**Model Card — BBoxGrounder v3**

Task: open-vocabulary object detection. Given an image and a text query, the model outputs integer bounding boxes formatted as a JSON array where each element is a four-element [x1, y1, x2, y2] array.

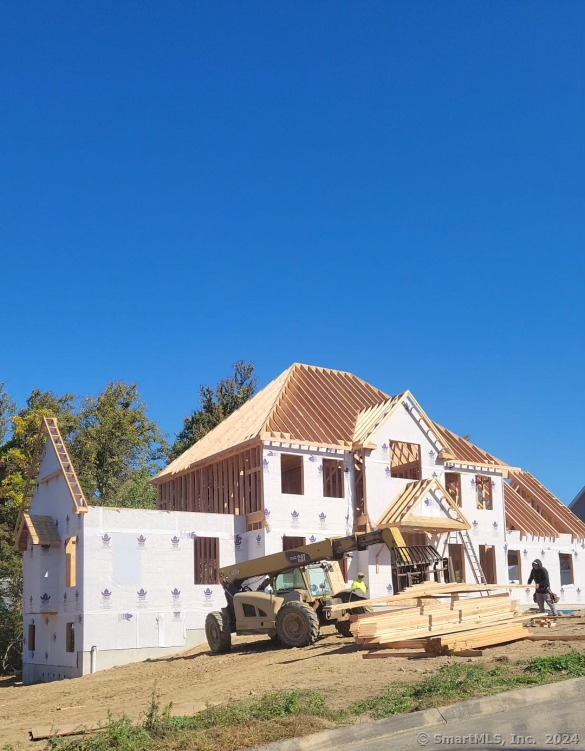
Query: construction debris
[[350, 583, 530, 657], [531, 617, 558, 628]]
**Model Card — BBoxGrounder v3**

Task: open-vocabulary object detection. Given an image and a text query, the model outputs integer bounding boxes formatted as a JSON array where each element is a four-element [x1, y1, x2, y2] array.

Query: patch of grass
[[349, 651, 585, 720], [143, 686, 173, 739], [525, 649, 585, 677], [44, 652, 585, 751], [150, 715, 331, 751], [46, 715, 151, 751], [44, 690, 337, 751], [169, 689, 337, 731]]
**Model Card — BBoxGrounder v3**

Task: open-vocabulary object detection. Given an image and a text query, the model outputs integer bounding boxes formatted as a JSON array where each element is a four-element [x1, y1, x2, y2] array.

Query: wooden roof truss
[[155, 364, 391, 481], [509, 471, 585, 540], [377, 478, 471, 531], [504, 484, 558, 540]]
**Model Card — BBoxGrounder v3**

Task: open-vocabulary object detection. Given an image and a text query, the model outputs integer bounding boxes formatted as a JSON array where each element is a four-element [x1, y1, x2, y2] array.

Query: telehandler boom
[[205, 528, 446, 652]]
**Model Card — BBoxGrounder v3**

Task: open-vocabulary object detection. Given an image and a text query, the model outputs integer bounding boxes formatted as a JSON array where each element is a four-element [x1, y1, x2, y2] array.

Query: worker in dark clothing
[[527, 559, 558, 616]]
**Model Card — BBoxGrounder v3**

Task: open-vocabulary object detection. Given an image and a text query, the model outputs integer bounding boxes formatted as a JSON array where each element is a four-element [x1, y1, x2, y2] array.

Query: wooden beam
[[362, 651, 433, 659], [453, 649, 483, 657], [526, 633, 585, 641]]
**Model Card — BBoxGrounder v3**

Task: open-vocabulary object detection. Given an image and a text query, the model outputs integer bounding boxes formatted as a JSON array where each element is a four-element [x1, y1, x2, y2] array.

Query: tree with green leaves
[[171, 361, 257, 459], [0, 382, 20, 673], [70, 382, 168, 507], [0, 383, 15, 446]]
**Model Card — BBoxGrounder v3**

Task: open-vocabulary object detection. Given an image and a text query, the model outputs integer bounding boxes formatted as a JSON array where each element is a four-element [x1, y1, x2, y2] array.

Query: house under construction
[[17, 363, 585, 683]]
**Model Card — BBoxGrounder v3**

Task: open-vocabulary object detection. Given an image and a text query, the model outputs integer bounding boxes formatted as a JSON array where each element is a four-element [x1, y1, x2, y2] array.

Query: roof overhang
[[152, 437, 264, 484], [16, 513, 61, 552]]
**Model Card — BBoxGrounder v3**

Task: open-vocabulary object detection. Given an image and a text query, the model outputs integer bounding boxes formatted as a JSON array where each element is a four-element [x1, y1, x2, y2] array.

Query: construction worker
[[527, 559, 559, 616], [352, 572, 368, 596]]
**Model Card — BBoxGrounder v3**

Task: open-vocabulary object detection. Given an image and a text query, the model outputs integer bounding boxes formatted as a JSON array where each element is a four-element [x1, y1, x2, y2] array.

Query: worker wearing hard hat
[[352, 572, 368, 595]]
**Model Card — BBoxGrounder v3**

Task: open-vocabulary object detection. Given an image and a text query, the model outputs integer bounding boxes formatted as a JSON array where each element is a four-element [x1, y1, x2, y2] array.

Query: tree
[[0, 389, 77, 521], [0, 382, 16, 446], [110, 467, 157, 509], [0, 383, 19, 674], [171, 361, 257, 459], [70, 382, 168, 506]]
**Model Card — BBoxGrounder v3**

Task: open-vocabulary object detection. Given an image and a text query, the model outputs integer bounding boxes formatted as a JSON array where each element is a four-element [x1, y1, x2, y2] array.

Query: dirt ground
[[2, 622, 585, 748]]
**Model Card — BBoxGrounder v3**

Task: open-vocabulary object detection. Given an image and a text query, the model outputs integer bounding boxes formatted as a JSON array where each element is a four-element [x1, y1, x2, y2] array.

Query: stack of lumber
[[328, 581, 531, 618], [350, 586, 529, 657]]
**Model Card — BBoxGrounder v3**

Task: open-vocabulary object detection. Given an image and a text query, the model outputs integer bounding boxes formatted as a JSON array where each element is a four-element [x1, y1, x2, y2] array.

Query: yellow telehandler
[[205, 529, 446, 652]]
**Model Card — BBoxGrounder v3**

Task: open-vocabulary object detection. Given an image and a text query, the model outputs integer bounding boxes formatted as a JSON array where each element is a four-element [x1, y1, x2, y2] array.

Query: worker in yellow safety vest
[[351, 572, 367, 596]]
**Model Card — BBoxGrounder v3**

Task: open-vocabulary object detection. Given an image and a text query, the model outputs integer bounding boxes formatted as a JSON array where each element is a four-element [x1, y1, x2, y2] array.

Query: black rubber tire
[[275, 602, 319, 648], [205, 609, 232, 653], [335, 606, 368, 637]]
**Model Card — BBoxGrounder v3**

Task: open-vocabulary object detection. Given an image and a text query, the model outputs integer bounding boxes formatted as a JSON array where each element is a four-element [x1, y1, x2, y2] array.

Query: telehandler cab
[[205, 528, 446, 652]]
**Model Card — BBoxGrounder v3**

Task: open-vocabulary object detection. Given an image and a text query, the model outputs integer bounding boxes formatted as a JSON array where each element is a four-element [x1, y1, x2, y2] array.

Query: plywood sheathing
[[16, 513, 61, 552], [504, 483, 558, 539], [155, 366, 294, 481], [264, 364, 388, 446], [377, 478, 471, 531], [155, 364, 391, 482], [509, 471, 585, 540]]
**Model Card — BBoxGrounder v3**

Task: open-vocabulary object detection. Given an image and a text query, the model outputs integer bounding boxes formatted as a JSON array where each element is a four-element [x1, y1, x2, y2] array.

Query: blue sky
[[1, 3, 583, 502]]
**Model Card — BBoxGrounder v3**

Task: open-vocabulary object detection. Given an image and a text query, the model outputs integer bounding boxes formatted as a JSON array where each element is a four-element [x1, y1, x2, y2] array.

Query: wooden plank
[[361, 611, 531, 640], [213, 461, 219, 514], [227, 456, 234, 515], [360, 617, 520, 645], [251, 458, 257, 515], [331, 584, 528, 615], [445, 627, 526, 646], [259, 447, 265, 517], [399, 516, 470, 531], [224, 459, 230, 513], [238, 451, 244, 513], [351, 599, 517, 633], [362, 651, 434, 660], [526, 633, 585, 641], [29, 726, 102, 741], [355, 604, 517, 638], [445, 628, 527, 651], [453, 649, 483, 657], [361, 639, 430, 650], [199, 466, 205, 512], [358, 614, 533, 645]]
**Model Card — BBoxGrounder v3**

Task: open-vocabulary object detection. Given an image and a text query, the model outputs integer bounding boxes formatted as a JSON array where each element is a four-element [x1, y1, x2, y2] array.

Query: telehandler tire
[[275, 601, 319, 647], [205, 609, 232, 653]]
